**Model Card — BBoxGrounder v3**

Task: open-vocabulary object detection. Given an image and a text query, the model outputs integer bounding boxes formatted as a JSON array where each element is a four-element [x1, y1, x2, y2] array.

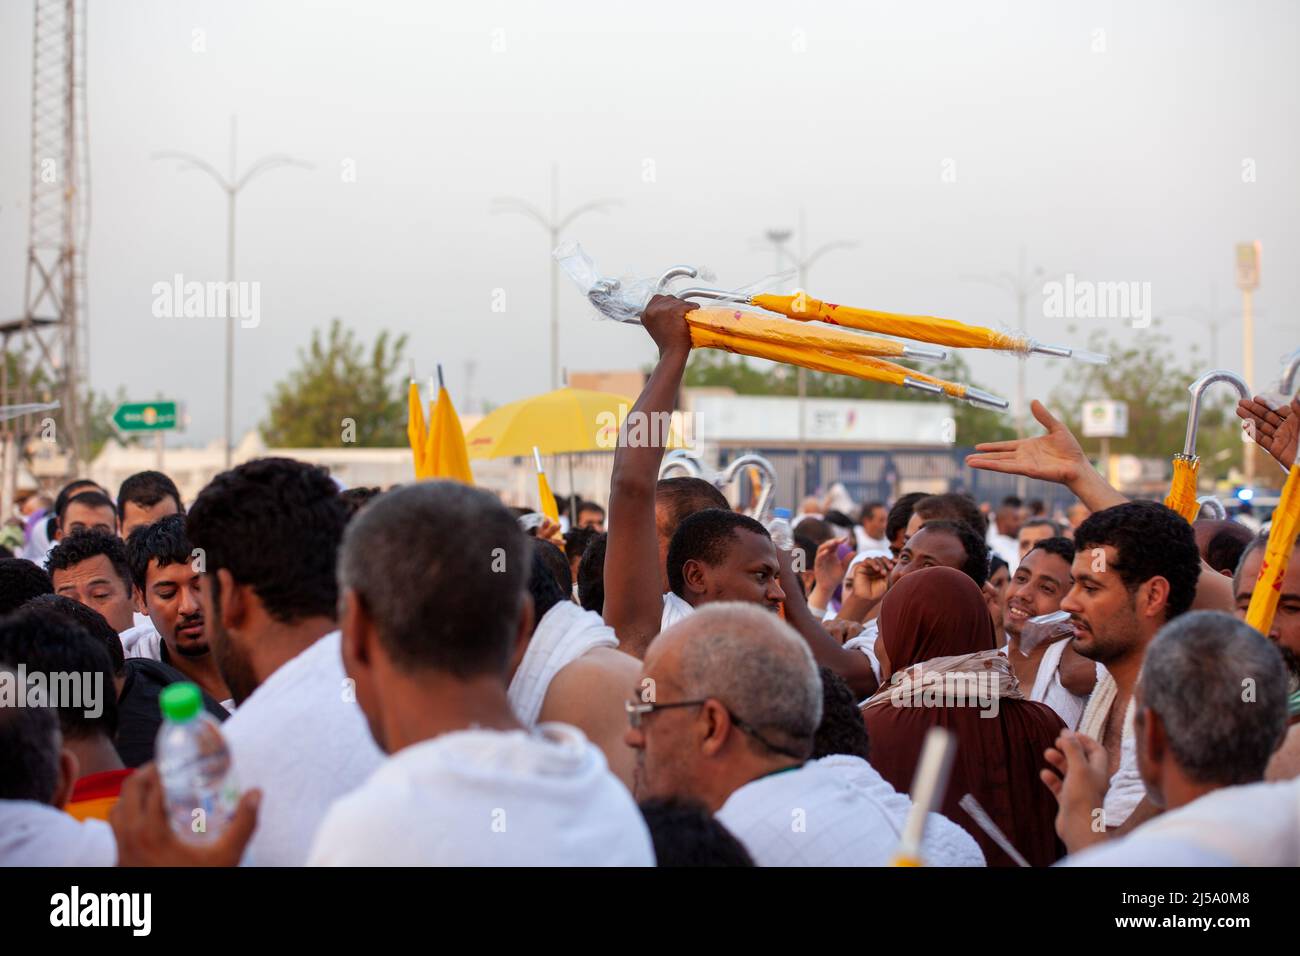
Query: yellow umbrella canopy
[[750, 293, 1030, 352], [406, 381, 428, 479], [686, 307, 942, 360], [465, 386, 685, 459], [1164, 456, 1201, 523], [1246, 462, 1300, 635], [425, 383, 475, 484]]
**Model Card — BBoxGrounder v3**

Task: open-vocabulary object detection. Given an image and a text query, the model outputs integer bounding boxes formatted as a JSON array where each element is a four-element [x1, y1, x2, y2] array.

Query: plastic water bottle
[[155, 682, 240, 843], [767, 507, 795, 552]]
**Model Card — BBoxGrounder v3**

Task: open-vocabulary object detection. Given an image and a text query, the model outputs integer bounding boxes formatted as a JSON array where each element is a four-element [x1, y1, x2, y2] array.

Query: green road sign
[[112, 401, 178, 432]]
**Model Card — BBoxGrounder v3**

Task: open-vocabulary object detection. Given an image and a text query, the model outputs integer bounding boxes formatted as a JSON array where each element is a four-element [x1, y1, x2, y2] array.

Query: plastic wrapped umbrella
[[688, 323, 1007, 408], [686, 306, 949, 362], [652, 265, 1109, 364], [1163, 370, 1251, 523]]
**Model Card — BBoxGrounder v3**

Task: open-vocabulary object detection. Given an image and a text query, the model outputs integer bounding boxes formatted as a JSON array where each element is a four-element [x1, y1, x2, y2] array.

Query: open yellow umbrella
[[424, 369, 474, 485], [1164, 370, 1251, 523], [406, 380, 428, 479], [465, 386, 686, 459], [1246, 454, 1300, 635]]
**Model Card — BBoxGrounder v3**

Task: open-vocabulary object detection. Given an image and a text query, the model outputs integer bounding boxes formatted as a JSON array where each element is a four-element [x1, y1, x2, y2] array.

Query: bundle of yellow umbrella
[[407, 376, 474, 484], [682, 305, 1008, 408], [560, 244, 1115, 410]]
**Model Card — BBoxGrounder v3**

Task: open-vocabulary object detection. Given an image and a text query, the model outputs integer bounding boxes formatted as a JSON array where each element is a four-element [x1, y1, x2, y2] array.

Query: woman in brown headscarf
[[861, 566, 1065, 867]]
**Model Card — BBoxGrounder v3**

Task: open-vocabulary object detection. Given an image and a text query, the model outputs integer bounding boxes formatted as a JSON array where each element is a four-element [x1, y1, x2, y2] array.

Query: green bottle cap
[[159, 681, 202, 721]]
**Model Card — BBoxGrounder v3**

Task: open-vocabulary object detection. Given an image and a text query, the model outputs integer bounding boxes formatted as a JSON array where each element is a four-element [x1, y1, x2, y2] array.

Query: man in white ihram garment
[[627, 602, 983, 867], [1049, 612, 1297, 865], [508, 539, 640, 789]]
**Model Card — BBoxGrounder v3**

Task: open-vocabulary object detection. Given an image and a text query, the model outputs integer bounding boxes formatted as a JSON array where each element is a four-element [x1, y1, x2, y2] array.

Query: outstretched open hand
[[966, 400, 1086, 486]]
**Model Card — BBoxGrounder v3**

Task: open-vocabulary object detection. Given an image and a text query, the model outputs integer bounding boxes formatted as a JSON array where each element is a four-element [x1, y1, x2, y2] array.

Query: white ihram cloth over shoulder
[[997, 638, 1088, 730], [307, 723, 655, 866], [119, 619, 161, 661], [661, 591, 694, 631], [715, 755, 985, 867], [0, 801, 116, 866], [1061, 778, 1300, 866], [508, 600, 619, 727], [221, 630, 384, 866], [1078, 668, 1144, 828], [842, 618, 883, 688]]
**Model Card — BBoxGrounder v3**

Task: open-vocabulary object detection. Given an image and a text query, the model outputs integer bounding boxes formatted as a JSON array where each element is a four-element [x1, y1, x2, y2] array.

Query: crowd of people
[[1, 294, 1299, 866]]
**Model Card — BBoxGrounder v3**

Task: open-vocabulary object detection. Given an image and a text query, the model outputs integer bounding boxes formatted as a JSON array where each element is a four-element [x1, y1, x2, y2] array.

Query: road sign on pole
[[112, 402, 178, 432]]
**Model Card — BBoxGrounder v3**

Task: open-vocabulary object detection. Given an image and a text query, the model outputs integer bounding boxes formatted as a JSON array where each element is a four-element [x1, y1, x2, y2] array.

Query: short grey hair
[[1141, 610, 1288, 786], [673, 603, 823, 756]]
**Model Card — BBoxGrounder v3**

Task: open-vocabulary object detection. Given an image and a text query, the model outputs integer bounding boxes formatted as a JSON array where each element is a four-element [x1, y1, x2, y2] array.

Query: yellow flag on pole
[[424, 368, 474, 485]]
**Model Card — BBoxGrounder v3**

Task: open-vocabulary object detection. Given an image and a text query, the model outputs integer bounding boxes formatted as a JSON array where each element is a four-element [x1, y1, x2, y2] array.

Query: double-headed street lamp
[[154, 116, 312, 468]]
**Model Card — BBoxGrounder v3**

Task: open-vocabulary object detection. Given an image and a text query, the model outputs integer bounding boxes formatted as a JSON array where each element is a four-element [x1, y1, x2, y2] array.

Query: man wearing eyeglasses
[[625, 602, 984, 866]]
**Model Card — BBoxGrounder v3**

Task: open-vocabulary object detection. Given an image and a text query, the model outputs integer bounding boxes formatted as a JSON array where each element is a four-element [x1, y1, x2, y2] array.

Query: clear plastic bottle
[[155, 682, 240, 843], [766, 507, 795, 552]]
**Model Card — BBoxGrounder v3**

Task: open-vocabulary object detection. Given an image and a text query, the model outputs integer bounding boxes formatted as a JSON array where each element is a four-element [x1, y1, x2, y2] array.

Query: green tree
[[260, 319, 409, 447], [680, 349, 1018, 445], [3, 349, 132, 464], [1047, 320, 1238, 466]]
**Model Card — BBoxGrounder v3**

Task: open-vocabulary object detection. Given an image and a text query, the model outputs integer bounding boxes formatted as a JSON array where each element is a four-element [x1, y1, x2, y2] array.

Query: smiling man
[[1001, 537, 1095, 728], [126, 514, 231, 707]]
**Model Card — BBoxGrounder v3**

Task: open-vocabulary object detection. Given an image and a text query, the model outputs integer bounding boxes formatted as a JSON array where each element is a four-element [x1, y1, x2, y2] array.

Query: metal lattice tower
[[2, 0, 89, 488]]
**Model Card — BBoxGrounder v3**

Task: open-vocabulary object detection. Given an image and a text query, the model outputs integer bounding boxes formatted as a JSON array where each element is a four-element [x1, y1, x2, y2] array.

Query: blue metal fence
[[719, 447, 1078, 514]]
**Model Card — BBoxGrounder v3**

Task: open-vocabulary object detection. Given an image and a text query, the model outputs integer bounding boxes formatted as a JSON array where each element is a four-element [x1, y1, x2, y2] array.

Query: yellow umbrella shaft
[[1245, 463, 1300, 634], [751, 293, 1027, 352], [689, 325, 904, 387], [686, 307, 909, 358], [1164, 456, 1201, 524]]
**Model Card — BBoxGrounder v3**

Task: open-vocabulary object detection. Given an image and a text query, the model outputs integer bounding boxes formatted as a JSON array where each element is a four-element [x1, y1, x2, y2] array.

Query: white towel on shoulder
[[509, 601, 619, 727]]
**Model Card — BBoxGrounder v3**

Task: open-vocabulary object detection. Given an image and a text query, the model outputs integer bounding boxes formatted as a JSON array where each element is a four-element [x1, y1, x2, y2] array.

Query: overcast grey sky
[[2, 0, 1297, 446]]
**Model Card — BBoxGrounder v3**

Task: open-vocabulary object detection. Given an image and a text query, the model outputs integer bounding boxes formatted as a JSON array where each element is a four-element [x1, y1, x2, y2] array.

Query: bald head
[[630, 603, 822, 808], [671, 604, 822, 749]]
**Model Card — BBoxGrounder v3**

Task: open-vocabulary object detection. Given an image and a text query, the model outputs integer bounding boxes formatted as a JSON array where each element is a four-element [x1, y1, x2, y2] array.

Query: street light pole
[[492, 165, 619, 391], [760, 212, 856, 504], [154, 115, 312, 468], [964, 247, 1047, 499]]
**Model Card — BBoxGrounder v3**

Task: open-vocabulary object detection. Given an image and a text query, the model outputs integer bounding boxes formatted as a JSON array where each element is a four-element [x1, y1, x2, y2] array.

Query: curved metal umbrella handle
[[1181, 369, 1251, 458], [717, 453, 779, 522], [658, 449, 706, 479], [655, 266, 699, 293], [1195, 495, 1227, 521], [1280, 348, 1300, 396]]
